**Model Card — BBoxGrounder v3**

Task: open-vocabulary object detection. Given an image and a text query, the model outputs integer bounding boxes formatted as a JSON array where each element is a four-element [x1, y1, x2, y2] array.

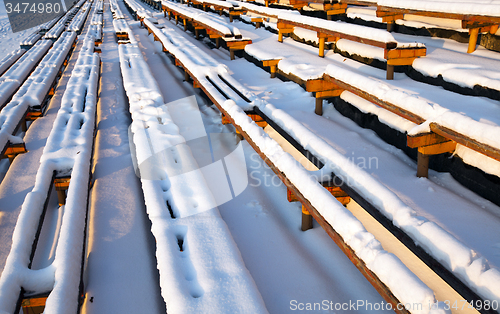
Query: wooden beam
[[323, 73, 425, 124], [418, 140, 456, 155], [407, 132, 449, 148], [430, 123, 500, 162]]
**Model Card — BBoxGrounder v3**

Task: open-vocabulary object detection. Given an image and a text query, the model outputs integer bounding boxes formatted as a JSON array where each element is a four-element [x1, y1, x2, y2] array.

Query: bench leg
[[270, 65, 277, 78], [195, 29, 199, 39], [386, 64, 394, 80], [301, 206, 313, 231], [185, 71, 190, 82], [315, 98, 323, 115], [229, 15, 233, 22], [278, 30, 284, 43], [387, 21, 395, 32], [230, 49, 235, 60], [57, 190, 66, 206], [216, 37, 220, 48], [318, 37, 325, 58], [416, 152, 429, 178], [467, 28, 479, 53]]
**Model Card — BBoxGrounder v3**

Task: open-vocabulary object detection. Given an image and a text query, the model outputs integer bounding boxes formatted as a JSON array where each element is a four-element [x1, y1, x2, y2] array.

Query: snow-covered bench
[[0, 33, 100, 314], [117, 35, 270, 313], [44, 16, 70, 40], [337, 0, 500, 53], [0, 40, 52, 109], [0, 49, 26, 77], [0, 32, 76, 163], [113, 19, 136, 43], [67, 1, 92, 33], [277, 11, 426, 79], [110, 0, 126, 18], [187, 0, 246, 22], [20, 32, 41, 50], [308, 63, 500, 179], [161, 1, 252, 59]]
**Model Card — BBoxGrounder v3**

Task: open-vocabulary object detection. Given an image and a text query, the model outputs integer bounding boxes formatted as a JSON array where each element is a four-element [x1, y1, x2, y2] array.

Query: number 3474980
[[5, 2, 61, 14]]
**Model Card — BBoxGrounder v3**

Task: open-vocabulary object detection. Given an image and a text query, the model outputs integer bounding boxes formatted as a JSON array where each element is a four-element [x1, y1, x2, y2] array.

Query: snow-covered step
[[0, 40, 53, 109], [0, 32, 76, 163], [118, 40, 269, 313], [0, 33, 100, 314]]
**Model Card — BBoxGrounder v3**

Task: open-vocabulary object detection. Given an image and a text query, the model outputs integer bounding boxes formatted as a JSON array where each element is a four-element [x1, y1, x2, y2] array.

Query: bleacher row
[[0, 0, 102, 312], [0, 0, 100, 172]]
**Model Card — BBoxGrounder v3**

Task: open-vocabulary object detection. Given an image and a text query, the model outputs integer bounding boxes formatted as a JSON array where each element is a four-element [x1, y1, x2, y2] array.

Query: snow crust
[[67, 1, 92, 32], [0, 29, 99, 313]]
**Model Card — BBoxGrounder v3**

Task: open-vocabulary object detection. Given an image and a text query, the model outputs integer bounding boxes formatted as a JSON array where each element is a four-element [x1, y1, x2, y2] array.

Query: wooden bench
[[161, 1, 252, 59], [277, 12, 426, 79], [338, 0, 500, 53], [304, 70, 500, 178], [187, 0, 246, 22]]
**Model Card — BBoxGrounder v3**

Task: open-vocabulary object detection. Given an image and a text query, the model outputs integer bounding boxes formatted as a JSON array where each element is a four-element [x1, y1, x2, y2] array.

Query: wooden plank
[[262, 59, 280, 67], [418, 140, 456, 155], [316, 90, 343, 98], [384, 47, 427, 60], [430, 123, 500, 162], [377, 6, 500, 24], [277, 18, 397, 49], [306, 78, 341, 92], [323, 73, 425, 124], [407, 132, 449, 148], [386, 57, 417, 66]]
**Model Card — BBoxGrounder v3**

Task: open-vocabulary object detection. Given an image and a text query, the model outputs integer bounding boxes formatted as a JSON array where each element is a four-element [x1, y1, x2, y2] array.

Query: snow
[[110, 0, 126, 18], [340, 91, 417, 133]]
